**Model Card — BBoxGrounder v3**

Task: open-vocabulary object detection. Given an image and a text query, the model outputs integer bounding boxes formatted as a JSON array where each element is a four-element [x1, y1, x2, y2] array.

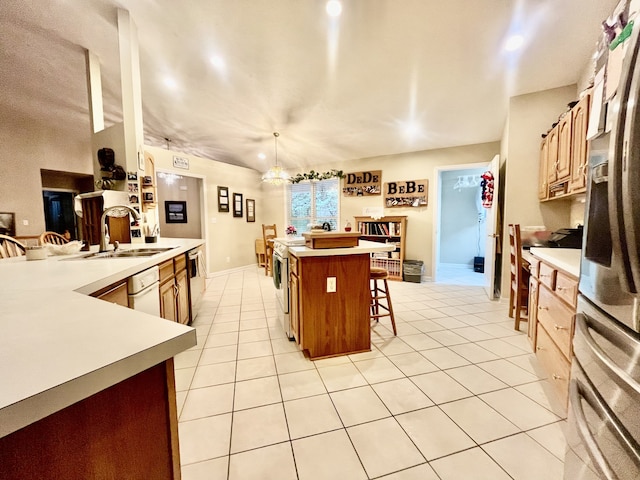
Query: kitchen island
[[289, 240, 394, 359], [0, 238, 202, 479]]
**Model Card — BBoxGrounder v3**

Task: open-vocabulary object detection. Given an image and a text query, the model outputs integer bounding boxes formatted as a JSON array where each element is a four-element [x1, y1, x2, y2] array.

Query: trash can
[[403, 260, 424, 283]]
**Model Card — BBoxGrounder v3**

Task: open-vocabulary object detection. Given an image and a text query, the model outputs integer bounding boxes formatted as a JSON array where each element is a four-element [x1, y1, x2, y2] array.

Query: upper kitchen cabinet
[[568, 94, 590, 193], [539, 92, 591, 201]]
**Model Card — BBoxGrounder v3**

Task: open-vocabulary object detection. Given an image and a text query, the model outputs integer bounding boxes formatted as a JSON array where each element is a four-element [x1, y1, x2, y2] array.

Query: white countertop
[[289, 239, 395, 257], [529, 247, 582, 277], [0, 238, 202, 437]]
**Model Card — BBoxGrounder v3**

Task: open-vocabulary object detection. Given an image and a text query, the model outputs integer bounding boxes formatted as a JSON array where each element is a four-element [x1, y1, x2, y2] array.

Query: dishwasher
[[127, 266, 160, 316]]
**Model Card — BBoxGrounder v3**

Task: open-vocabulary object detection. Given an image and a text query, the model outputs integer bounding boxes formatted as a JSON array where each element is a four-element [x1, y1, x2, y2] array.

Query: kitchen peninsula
[[289, 239, 394, 359], [0, 238, 202, 479]]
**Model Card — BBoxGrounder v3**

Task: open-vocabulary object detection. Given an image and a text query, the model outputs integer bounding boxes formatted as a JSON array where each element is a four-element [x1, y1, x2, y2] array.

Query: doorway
[[433, 164, 488, 286], [155, 172, 205, 240], [42, 190, 78, 240]]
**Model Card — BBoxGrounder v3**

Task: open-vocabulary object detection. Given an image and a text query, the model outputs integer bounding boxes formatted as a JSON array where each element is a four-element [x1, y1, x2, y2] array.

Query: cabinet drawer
[[159, 259, 175, 283], [528, 259, 540, 278], [538, 262, 556, 290], [537, 285, 574, 359], [174, 253, 186, 273], [536, 324, 570, 408], [290, 254, 298, 276], [555, 271, 578, 308]]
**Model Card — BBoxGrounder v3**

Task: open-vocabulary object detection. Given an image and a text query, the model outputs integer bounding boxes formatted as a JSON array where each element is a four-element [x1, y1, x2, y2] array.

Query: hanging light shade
[[262, 132, 290, 185]]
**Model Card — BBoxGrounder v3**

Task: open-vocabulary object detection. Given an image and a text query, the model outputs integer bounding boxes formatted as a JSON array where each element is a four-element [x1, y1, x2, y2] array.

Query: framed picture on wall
[[246, 199, 255, 222], [165, 201, 188, 223], [233, 193, 243, 217], [217, 186, 229, 212], [0, 212, 16, 236]]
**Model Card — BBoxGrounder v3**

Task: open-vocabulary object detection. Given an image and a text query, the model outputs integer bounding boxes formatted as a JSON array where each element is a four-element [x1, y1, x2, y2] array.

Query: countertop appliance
[[127, 266, 160, 317], [521, 227, 583, 249], [564, 12, 640, 480], [272, 237, 305, 339]]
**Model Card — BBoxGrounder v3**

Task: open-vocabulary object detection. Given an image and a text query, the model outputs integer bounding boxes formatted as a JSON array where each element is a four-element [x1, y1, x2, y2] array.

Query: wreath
[[290, 169, 345, 184]]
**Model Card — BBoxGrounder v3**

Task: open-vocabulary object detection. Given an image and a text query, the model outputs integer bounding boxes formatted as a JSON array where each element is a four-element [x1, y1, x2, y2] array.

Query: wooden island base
[[0, 359, 181, 480], [292, 252, 372, 359]]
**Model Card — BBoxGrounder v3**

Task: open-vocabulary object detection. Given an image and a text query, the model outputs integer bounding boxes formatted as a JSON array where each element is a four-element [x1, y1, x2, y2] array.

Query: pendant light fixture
[[261, 132, 290, 185]]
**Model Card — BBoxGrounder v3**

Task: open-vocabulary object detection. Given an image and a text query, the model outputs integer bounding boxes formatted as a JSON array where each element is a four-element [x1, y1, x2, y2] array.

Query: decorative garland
[[290, 169, 345, 184]]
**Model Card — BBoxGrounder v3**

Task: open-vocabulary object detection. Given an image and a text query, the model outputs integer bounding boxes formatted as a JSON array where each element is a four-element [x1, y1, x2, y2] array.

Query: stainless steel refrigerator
[[564, 10, 640, 480]]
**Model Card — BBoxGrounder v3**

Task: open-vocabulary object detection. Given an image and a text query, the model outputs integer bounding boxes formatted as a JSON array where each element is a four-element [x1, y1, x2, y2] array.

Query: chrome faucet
[[99, 205, 141, 252]]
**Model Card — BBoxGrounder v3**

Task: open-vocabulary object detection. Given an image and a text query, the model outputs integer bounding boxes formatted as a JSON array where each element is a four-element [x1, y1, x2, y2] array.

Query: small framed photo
[[246, 199, 255, 222], [128, 182, 139, 193], [129, 194, 139, 204], [233, 193, 243, 218], [218, 186, 229, 212], [143, 192, 154, 203], [131, 228, 141, 238], [0, 212, 16, 236], [165, 200, 188, 223], [142, 175, 153, 186], [127, 171, 138, 181]]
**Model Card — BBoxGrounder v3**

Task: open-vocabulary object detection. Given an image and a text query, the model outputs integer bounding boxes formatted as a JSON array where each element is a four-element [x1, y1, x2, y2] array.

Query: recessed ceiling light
[[403, 122, 420, 137], [326, 1, 342, 17], [504, 34, 524, 52], [258, 153, 266, 160], [163, 76, 178, 90], [210, 55, 225, 70]]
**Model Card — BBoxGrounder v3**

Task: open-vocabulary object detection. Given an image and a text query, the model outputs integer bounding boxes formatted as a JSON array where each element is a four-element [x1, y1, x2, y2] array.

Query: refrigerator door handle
[[575, 314, 640, 396], [609, 16, 640, 294], [621, 19, 640, 292]]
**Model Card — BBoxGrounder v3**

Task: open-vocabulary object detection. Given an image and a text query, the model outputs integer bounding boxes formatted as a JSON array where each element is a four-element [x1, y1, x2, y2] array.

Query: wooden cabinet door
[[528, 276, 539, 350], [556, 111, 573, 182], [96, 281, 129, 307], [569, 94, 590, 193], [538, 138, 549, 200], [160, 279, 177, 322], [546, 126, 559, 184], [290, 272, 300, 343], [175, 269, 190, 325]]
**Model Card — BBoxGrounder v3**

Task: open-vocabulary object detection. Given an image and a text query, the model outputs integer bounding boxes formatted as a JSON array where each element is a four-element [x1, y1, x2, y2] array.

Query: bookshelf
[[354, 215, 407, 280]]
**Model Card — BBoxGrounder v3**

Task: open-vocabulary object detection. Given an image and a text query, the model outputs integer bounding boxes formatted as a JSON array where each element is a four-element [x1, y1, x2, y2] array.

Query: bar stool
[[370, 267, 397, 335]]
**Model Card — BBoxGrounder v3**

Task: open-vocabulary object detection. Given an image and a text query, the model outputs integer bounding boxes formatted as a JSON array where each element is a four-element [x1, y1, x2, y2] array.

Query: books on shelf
[[358, 221, 402, 236]]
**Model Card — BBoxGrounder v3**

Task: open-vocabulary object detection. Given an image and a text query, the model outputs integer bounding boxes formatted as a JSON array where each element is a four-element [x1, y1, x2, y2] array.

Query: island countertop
[[289, 239, 395, 257], [0, 238, 202, 438], [529, 247, 581, 278]]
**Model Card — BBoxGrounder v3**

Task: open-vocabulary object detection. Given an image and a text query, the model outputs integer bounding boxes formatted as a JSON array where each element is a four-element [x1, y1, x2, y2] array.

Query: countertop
[[0, 238, 202, 438], [289, 239, 395, 257], [528, 247, 582, 277]]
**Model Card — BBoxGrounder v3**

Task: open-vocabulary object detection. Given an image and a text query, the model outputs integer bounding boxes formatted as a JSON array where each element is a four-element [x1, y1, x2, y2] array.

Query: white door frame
[[431, 162, 488, 283]]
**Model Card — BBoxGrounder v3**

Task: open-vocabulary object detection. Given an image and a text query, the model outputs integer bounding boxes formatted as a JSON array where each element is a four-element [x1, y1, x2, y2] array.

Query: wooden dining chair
[[0, 234, 26, 258], [39, 231, 69, 245], [508, 224, 530, 331], [262, 224, 277, 276]]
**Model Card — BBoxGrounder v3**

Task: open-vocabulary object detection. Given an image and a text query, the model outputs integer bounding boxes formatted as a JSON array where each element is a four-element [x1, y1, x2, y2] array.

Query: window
[[287, 179, 340, 233]]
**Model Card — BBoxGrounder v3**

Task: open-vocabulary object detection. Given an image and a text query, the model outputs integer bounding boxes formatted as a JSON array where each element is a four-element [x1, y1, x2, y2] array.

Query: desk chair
[[0, 234, 26, 258], [508, 224, 530, 331], [39, 231, 69, 245], [262, 224, 277, 276]]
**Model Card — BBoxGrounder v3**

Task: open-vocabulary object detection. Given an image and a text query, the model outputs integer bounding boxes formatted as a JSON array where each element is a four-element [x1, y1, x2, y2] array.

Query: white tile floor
[[176, 267, 567, 480]]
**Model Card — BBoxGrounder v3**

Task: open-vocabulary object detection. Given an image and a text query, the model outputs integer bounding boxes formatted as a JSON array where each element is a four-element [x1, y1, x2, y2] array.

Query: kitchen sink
[[68, 247, 176, 260]]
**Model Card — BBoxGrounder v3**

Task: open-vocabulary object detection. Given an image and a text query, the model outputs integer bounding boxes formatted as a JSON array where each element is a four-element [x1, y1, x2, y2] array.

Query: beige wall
[[0, 107, 92, 236], [307, 142, 500, 277], [145, 146, 285, 274], [501, 84, 580, 296]]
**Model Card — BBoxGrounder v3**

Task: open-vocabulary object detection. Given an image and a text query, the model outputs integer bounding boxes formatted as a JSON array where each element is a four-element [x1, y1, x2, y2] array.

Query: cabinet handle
[[554, 324, 567, 330], [557, 286, 566, 291], [536, 346, 543, 351], [538, 306, 548, 311], [552, 374, 562, 380], [540, 273, 551, 278]]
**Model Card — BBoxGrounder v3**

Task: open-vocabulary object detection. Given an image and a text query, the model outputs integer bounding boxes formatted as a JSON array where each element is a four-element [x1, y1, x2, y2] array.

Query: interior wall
[[501, 84, 578, 297], [157, 175, 202, 239], [308, 141, 500, 278], [439, 168, 486, 265], [0, 107, 93, 236], [145, 145, 284, 274]]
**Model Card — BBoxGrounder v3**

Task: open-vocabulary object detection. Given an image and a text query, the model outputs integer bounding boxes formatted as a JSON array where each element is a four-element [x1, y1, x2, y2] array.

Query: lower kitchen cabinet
[[92, 280, 129, 307], [289, 254, 300, 343], [159, 254, 191, 324], [529, 254, 578, 410]]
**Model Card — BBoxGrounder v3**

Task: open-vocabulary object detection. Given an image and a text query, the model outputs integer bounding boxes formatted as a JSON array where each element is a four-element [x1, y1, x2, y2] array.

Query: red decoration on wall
[[481, 171, 494, 208]]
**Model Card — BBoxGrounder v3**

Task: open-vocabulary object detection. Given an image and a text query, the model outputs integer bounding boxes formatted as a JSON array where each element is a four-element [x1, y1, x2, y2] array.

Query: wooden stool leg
[[383, 278, 397, 336]]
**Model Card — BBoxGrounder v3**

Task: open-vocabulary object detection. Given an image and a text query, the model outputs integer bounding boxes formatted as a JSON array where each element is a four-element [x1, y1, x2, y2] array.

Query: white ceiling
[[0, 0, 617, 174]]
